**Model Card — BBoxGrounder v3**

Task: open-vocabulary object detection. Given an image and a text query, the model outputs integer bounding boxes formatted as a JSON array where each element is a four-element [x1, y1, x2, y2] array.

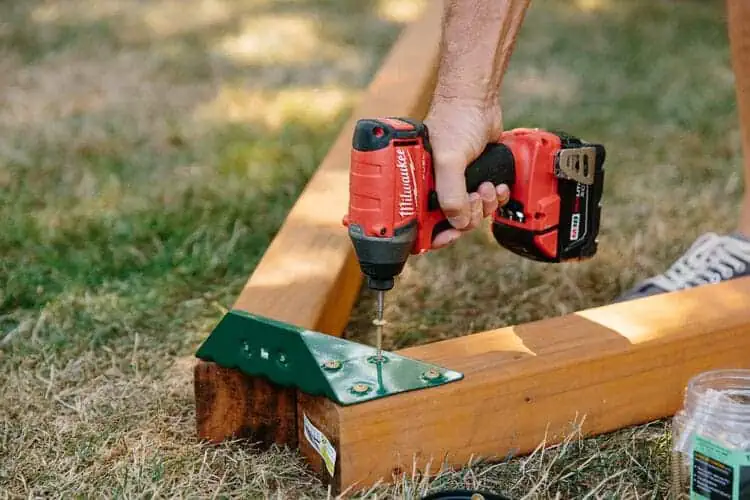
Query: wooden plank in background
[[194, 1, 445, 446], [298, 276, 750, 493]]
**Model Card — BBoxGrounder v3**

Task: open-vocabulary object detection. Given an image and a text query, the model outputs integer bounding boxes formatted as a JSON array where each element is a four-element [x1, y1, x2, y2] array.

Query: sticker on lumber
[[303, 413, 336, 477]]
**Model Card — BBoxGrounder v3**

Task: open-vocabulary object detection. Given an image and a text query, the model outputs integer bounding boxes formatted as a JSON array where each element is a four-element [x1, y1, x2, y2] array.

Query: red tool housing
[[343, 117, 605, 290]]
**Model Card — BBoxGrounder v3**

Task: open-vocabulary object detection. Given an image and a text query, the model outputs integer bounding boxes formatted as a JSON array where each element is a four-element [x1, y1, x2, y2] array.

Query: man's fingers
[[443, 193, 471, 230], [496, 183, 510, 206], [478, 182, 498, 217], [435, 155, 471, 229], [467, 193, 482, 230], [432, 227, 462, 248]]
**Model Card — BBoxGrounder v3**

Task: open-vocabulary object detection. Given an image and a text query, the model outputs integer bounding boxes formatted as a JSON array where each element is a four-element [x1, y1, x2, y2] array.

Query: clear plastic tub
[[671, 369, 750, 499]]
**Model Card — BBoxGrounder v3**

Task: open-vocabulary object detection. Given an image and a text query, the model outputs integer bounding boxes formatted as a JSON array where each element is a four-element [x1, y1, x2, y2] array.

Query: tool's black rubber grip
[[464, 143, 516, 192], [431, 143, 516, 241]]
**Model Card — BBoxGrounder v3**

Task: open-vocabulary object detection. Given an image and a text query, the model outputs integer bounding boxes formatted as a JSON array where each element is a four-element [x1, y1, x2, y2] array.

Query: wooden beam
[[194, 1, 444, 446], [298, 276, 750, 493], [194, 363, 296, 446]]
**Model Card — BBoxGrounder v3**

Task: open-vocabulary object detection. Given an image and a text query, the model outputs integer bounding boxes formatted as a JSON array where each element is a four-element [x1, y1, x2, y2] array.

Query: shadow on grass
[[0, 0, 409, 79], [0, 1, 745, 497], [0, 0, 414, 319], [0, 118, 343, 309]]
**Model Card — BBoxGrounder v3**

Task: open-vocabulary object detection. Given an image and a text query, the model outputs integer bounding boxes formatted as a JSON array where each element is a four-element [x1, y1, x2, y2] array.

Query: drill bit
[[373, 290, 386, 362]]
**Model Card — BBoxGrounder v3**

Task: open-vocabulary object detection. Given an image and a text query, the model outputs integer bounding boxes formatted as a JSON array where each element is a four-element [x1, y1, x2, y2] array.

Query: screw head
[[322, 359, 341, 371], [351, 383, 371, 395], [422, 368, 442, 381]]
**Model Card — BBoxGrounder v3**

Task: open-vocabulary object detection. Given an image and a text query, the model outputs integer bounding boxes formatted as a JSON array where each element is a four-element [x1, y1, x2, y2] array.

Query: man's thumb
[[435, 159, 470, 230]]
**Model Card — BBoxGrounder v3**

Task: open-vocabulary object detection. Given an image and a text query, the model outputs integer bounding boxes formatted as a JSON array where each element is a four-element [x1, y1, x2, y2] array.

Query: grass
[[0, 0, 743, 498], [346, 0, 741, 349]]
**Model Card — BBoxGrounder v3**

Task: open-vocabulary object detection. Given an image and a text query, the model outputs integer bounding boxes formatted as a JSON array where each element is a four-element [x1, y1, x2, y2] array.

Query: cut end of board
[[194, 360, 298, 446]]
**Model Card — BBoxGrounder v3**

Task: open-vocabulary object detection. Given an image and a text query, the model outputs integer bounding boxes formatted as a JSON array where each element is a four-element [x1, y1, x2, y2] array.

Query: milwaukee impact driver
[[342, 117, 606, 360]]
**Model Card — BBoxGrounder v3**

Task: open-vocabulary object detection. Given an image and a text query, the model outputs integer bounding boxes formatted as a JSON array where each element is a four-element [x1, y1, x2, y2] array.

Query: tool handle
[[464, 143, 516, 192], [430, 143, 516, 241]]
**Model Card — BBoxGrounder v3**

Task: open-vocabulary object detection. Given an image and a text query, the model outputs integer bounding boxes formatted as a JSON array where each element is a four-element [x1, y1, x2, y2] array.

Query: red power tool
[[342, 117, 605, 357]]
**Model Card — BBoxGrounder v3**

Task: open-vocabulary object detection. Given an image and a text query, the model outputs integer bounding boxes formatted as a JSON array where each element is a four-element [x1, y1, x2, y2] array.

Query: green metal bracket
[[195, 309, 463, 406]]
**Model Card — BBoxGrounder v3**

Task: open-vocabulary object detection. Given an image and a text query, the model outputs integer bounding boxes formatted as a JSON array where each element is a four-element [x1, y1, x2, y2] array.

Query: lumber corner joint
[[195, 309, 464, 406], [191, 0, 446, 463]]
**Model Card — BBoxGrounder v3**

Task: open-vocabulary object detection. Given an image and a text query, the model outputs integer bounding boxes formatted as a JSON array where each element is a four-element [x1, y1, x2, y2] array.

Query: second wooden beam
[[298, 277, 750, 493]]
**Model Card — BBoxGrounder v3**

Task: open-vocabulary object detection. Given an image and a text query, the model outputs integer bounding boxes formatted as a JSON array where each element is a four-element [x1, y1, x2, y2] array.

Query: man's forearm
[[433, 0, 531, 106], [423, 0, 530, 238]]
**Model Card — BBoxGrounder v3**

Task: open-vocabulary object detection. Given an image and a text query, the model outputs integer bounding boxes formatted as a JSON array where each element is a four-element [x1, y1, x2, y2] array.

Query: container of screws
[[670, 369, 750, 499]]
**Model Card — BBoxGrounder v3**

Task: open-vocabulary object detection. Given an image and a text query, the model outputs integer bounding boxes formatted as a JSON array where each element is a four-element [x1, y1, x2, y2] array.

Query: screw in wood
[[351, 383, 371, 395], [422, 368, 443, 381], [322, 359, 342, 371]]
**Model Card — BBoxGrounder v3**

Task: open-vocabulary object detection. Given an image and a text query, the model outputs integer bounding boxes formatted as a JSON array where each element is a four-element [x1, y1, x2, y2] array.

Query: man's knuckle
[[439, 196, 464, 211]]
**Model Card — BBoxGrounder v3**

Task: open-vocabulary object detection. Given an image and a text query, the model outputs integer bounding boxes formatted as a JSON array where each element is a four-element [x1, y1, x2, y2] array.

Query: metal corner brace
[[195, 309, 463, 405]]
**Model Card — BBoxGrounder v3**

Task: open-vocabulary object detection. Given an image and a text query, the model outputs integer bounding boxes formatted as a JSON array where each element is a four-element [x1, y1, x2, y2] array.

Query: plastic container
[[671, 369, 750, 499]]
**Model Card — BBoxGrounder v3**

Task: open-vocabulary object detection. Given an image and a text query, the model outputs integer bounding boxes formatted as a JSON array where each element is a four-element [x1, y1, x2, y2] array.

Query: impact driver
[[342, 117, 606, 360]]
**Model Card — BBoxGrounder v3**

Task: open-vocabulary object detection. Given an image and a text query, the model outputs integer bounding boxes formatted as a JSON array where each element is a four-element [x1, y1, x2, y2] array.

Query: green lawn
[[1, 0, 743, 498]]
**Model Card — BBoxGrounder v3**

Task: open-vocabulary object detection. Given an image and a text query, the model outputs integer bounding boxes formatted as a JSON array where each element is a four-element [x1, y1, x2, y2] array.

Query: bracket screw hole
[[367, 355, 389, 364], [241, 341, 252, 358], [277, 350, 290, 368]]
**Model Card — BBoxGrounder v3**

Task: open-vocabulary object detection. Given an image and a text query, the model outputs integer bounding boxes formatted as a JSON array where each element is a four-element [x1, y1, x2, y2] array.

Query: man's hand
[[426, 100, 511, 248], [427, 0, 531, 248]]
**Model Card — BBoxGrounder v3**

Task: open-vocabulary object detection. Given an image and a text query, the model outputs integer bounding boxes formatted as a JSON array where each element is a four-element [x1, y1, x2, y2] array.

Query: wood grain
[[300, 276, 750, 493], [194, 362, 296, 445], [194, 1, 444, 447]]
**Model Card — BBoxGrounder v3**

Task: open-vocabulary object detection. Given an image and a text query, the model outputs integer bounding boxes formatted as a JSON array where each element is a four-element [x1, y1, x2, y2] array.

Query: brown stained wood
[[194, 362, 297, 446], [299, 276, 750, 493], [195, 1, 444, 447]]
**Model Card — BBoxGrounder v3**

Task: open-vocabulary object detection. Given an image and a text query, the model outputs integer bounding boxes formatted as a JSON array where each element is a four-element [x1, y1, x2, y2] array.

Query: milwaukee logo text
[[396, 148, 416, 217]]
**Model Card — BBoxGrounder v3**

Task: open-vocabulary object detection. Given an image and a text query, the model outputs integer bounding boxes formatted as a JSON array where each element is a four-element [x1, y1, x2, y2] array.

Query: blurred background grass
[[0, 0, 743, 498]]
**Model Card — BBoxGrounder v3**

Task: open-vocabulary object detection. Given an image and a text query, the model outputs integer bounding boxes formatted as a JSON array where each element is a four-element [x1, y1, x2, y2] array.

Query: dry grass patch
[[1, 0, 743, 498], [1, 0, 415, 497]]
